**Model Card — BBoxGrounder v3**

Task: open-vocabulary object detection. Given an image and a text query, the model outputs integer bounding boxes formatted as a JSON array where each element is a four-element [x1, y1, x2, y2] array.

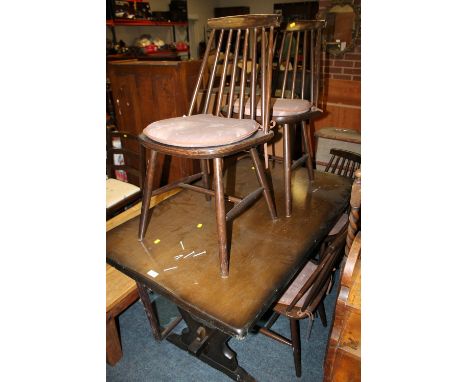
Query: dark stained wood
[[138, 130, 274, 159], [136, 282, 183, 341], [325, 148, 361, 178], [106, 192, 184, 366], [107, 158, 352, 339], [207, 14, 280, 30], [290, 319, 302, 377], [107, 158, 351, 380], [167, 308, 255, 381], [268, 20, 327, 216], [255, 165, 361, 377], [138, 150, 158, 240], [138, 15, 281, 277], [283, 122, 292, 217], [108, 60, 202, 185]]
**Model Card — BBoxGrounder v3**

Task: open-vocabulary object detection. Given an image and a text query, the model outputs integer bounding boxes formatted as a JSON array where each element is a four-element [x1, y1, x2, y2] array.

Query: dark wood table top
[[106, 158, 351, 338]]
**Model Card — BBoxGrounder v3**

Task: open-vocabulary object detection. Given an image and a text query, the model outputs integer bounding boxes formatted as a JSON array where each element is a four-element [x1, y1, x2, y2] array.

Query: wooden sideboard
[[108, 60, 202, 185], [324, 232, 361, 381]]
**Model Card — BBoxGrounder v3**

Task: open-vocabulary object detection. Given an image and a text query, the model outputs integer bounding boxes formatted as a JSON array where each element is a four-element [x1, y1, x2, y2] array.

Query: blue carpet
[[106, 272, 340, 382]]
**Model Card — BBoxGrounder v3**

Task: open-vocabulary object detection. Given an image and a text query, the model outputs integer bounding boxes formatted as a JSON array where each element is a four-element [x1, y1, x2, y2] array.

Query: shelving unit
[[107, 19, 190, 60]]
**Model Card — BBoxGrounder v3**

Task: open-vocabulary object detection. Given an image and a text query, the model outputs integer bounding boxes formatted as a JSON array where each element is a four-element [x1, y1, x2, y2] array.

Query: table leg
[[167, 308, 255, 382]]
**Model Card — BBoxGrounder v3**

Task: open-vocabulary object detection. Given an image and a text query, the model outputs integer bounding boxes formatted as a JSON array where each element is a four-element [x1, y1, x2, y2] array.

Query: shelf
[[106, 19, 188, 27]]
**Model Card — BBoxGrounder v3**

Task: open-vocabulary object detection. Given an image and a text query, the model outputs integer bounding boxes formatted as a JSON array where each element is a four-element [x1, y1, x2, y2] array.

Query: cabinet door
[[109, 72, 142, 136]]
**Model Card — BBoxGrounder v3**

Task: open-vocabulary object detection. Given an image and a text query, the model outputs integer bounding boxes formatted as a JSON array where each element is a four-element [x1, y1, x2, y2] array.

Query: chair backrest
[[325, 148, 361, 178], [286, 226, 347, 314], [271, 20, 326, 106], [188, 14, 281, 134], [106, 126, 146, 189]]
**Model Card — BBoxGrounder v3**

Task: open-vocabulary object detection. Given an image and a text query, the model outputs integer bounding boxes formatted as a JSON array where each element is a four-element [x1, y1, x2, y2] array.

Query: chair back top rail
[[207, 14, 281, 30], [188, 14, 280, 135]]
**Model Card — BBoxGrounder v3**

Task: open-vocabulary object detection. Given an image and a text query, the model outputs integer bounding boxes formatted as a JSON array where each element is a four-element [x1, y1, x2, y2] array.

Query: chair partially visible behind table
[[258, 170, 361, 377]]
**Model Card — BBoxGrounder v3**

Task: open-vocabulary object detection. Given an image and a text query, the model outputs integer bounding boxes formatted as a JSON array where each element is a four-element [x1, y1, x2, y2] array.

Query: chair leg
[[283, 123, 292, 217], [213, 157, 229, 278], [200, 159, 211, 201], [290, 318, 302, 378], [302, 120, 315, 181], [250, 147, 277, 220], [317, 300, 327, 327], [138, 150, 158, 240]]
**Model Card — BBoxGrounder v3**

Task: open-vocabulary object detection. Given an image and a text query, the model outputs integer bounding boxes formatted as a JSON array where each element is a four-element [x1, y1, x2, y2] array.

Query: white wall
[[214, 0, 316, 15], [187, 0, 216, 59]]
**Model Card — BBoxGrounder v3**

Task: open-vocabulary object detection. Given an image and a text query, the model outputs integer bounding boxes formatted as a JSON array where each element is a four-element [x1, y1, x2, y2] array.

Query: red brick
[[333, 74, 353, 80], [343, 68, 361, 75], [325, 67, 342, 74], [344, 53, 360, 60], [354, 61, 361, 68], [352, 76, 361, 81], [333, 60, 354, 68]]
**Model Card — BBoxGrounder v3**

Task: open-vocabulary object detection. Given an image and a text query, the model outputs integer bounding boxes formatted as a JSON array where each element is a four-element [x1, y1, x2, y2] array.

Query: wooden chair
[[106, 126, 146, 220], [234, 20, 326, 217], [315, 160, 361, 263], [258, 226, 347, 378], [258, 169, 361, 377], [325, 148, 361, 179], [138, 14, 280, 278]]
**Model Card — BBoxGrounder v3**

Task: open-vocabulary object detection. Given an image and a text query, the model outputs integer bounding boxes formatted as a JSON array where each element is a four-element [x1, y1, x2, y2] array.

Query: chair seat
[[233, 97, 312, 117], [277, 261, 318, 308], [315, 127, 361, 144], [106, 178, 140, 208], [143, 114, 260, 148]]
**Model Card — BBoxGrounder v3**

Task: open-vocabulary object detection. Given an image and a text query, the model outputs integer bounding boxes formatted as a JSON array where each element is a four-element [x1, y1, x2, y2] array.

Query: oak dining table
[[106, 157, 351, 381]]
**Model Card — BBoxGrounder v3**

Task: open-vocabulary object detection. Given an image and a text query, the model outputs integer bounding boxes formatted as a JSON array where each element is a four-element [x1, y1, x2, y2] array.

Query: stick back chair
[[316, 167, 361, 263], [259, 225, 347, 377], [106, 126, 146, 220], [258, 169, 361, 377], [325, 148, 361, 179], [272, 20, 326, 217], [138, 14, 280, 278], [233, 20, 326, 217]]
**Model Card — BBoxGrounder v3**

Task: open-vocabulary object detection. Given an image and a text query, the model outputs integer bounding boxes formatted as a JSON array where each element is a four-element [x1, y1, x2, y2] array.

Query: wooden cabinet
[[108, 59, 202, 185]]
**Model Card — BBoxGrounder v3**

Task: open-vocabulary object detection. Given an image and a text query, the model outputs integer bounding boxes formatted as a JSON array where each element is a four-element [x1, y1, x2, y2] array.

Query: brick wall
[[319, 0, 361, 82]]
